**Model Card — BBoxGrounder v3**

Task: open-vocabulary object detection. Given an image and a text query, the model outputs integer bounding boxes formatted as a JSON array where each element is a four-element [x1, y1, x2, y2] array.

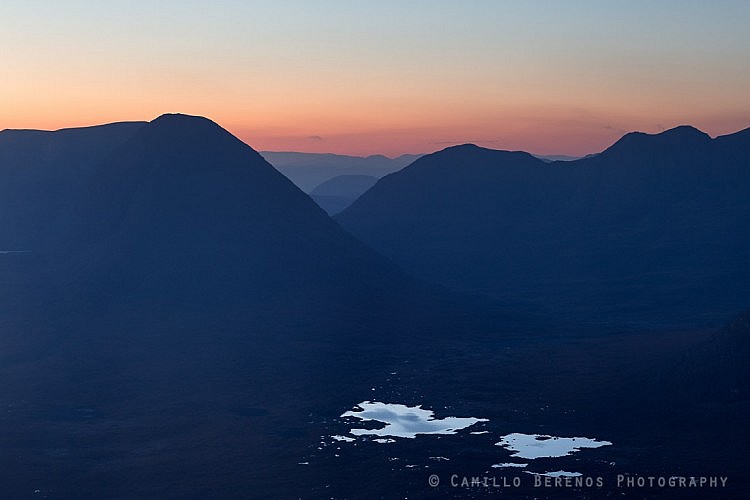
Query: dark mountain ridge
[[0, 114, 500, 497], [337, 125, 750, 328], [0, 115, 440, 318], [1, 115, 748, 497], [0, 121, 147, 249]]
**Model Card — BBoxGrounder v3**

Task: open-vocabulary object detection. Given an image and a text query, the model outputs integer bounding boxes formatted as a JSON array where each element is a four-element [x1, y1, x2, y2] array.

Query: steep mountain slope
[[0, 114, 478, 497], [62, 114, 415, 306], [337, 127, 750, 327], [0, 115, 422, 313], [1, 115, 746, 497]]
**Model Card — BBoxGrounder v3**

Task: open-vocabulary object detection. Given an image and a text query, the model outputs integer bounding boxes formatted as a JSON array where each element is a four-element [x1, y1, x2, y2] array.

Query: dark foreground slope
[[599, 307, 750, 485], [674, 306, 750, 406], [0, 115, 512, 498], [337, 126, 750, 328]]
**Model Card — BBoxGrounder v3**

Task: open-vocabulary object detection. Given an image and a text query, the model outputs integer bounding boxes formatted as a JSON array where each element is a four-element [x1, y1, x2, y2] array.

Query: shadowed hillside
[[337, 126, 750, 328], [1, 115, 746, 498], [0, 114, 500, 498]]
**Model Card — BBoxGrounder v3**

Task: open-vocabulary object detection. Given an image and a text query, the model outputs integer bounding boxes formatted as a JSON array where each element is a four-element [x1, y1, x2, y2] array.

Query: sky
[[1, 1, 749, 156]]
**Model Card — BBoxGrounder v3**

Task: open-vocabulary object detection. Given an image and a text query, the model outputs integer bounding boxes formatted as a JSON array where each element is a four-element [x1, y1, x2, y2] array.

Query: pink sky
[[2, 1, 749, 157]]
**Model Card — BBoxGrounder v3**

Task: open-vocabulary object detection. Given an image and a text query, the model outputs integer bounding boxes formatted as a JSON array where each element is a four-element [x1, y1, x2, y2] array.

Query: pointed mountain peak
[[148, 113, 227, 136], [134, 113, 264, 162], [151, 112, 214, 125]]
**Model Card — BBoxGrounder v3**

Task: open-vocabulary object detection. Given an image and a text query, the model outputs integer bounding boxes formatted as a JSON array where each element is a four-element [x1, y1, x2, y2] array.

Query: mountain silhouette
[[1, 115, 747, 497], [15, 114, 439, 315], [0, 114, 475, 497], [337, 127, 750, 327], [309, 174, 378, 214], [0, 121, 147, 249]]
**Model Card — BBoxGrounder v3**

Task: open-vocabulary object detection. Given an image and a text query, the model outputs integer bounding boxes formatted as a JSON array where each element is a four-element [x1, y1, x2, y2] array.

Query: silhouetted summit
[[614, 125, 710, 147], [0, 114, 471, 498], [0, 113, 439, 314], [45, 113, 420, 307], [338, 125, 750, 327], [411, 143, 540, 166], [600, 125, 712, 163], [1, 114, 748, 498]]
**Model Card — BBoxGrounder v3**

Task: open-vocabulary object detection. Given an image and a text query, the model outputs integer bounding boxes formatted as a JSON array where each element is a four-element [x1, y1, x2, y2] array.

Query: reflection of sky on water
[[331, 435, 355, 442], [527, 470, 583, 477], [492, 462, 528, 468], [326, 400, 613, 477], [496, 433, 612, 459], [341, 401, 487, 438]]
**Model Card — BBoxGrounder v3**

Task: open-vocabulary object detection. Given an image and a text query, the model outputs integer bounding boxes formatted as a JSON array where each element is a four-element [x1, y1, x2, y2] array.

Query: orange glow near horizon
[[2, 2, 749, 157], [4, 104, 749, 158]]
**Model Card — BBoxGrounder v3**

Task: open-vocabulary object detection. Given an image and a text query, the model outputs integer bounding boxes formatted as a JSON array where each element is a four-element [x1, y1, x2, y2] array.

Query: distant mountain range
[[337, 125, 750, 328], [261, 151, 580, 213], [533, 153, 584, 162], [260, 151, 421, 192]]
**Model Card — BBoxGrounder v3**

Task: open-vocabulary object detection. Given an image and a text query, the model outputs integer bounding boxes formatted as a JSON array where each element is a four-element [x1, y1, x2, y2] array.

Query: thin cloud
[[603, 125, 627, 135], [431, 139, 504, 145]]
